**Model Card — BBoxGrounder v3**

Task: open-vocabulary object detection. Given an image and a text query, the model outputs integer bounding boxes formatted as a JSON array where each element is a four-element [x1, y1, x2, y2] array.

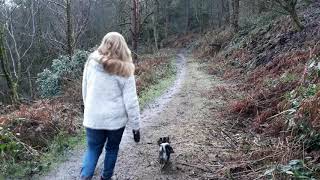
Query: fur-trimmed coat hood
[[88, 50, 135, 77]]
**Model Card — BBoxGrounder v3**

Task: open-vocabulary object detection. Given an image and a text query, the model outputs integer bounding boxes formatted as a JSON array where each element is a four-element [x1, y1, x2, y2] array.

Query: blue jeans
[[80, 127, 125, 179]]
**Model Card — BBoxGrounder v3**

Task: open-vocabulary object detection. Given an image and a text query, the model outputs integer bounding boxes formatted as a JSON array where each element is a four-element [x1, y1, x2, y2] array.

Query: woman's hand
[[132, 129, 140, 143]]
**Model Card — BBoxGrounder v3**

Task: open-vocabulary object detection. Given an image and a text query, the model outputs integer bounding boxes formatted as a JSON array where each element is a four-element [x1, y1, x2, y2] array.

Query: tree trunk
[[231, 0, 240, 32], [153, 0, 159, 51], [185, 0, 190, 34], [147, 28, 152, 53], [66, 0, 73, 61], [131, 0, 139, 61], [115, 1, 123, 33], [290, 9, 304, 31], [152, 17, 158, 51], [221, 0, 230, 25], [209, 0, 214, 28], [252, 0, 258, 14], [217, 0, 222, 27], [0, 25, 19, 104], [164, 0, 170, 39], [27, 69, 33, 98], [199, 0, 204, 32], [194, 0, 203, 32], [11, 82, 19, 104]]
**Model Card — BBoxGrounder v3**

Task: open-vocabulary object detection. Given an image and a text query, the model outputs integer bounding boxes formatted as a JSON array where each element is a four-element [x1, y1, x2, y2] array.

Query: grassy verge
[[139, 59, 177, 108], [0, 129, 85, 178], [36, 130, 86, 174]]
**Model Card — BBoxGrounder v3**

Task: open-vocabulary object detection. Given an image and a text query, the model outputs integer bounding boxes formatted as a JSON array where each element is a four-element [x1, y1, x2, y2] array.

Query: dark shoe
[[80, 176, 92, 180], [133, 129, 140, 143], [100, 176, 110, 180]]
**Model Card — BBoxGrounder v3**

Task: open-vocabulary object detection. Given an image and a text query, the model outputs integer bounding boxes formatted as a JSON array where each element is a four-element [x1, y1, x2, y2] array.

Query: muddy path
[[39, 51, 232, 180]]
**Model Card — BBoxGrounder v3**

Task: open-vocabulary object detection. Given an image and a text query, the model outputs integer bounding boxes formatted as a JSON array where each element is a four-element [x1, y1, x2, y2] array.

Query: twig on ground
[[212, 127, 238, 149], [176, 161, 213, 173], [9, 132, 40, 156]]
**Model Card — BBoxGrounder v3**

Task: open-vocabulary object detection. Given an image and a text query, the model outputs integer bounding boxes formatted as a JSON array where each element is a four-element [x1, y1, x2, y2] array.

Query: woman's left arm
[[82, 62, 89, 105]]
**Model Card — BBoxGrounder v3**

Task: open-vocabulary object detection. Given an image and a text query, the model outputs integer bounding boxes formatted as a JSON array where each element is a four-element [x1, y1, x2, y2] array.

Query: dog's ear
[[163, 137, 169, 143], [157, 138, 162, 145], [162, 137, 166, 143], [166, 145, 174, 153], [167, 137, 170, 143]]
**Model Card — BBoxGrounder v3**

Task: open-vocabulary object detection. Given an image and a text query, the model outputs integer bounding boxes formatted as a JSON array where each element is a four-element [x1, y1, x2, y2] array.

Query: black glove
[[133, 129, 140, 143]]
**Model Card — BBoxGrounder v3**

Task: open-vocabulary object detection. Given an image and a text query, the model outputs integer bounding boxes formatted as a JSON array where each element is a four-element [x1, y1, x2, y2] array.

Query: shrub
[[51, 56, 70, 76], [69, 50, 89, 78], [36, 69, 60, 98], [0, 99, 82, 177], [37, 50, 89, 98], [264, 159, 317, 179], [239, 11, 280, 35]]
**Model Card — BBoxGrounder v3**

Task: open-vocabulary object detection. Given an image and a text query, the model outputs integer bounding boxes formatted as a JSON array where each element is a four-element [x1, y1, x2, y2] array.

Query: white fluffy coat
[[82, 51, 140, 130]]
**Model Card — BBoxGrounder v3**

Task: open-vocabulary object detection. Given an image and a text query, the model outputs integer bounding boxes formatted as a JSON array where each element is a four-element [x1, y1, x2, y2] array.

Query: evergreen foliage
[[36, 51, 89, 97]]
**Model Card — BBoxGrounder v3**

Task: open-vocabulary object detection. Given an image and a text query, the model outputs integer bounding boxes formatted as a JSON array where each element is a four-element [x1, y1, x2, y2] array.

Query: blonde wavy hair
[[97, 32, 134, 77]]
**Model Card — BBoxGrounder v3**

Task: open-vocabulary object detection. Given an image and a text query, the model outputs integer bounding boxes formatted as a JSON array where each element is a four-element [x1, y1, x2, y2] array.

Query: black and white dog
[[157, 137, 174, 165]]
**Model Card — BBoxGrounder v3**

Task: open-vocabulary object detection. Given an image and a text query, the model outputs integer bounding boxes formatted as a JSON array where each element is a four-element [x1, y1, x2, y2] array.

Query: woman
[[81, 32, 141, 180]]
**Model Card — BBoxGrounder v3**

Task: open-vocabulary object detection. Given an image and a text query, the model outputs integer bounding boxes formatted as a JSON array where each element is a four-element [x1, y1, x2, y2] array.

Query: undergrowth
[[0, 99, 83, 178], [0, 129, 85, 178]]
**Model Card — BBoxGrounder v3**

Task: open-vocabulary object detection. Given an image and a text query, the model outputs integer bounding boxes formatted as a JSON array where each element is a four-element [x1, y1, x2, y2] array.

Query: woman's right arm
[[122, 76, 140, 131]]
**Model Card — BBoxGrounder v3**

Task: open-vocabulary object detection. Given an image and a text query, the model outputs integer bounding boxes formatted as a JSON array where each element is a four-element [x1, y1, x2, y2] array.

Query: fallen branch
[[9, 132, 40, 156], [212, 127, 238, 150], [176, 161, 212, 172]]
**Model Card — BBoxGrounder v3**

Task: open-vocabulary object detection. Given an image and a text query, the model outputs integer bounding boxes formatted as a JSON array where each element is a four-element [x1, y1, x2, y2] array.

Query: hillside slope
[[194, 1, 320, 179]]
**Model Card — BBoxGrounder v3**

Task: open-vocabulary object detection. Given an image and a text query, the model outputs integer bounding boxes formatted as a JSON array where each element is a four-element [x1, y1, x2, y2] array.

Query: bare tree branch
[[47, 0, 66, 9]]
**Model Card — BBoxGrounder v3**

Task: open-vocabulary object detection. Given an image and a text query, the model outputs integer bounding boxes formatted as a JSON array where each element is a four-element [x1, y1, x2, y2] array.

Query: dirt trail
[[39, 52, 231, 180]]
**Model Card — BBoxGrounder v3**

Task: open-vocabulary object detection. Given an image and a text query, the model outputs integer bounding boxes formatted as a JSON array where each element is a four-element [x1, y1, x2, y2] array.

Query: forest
[[1, 0, 320, 179]]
